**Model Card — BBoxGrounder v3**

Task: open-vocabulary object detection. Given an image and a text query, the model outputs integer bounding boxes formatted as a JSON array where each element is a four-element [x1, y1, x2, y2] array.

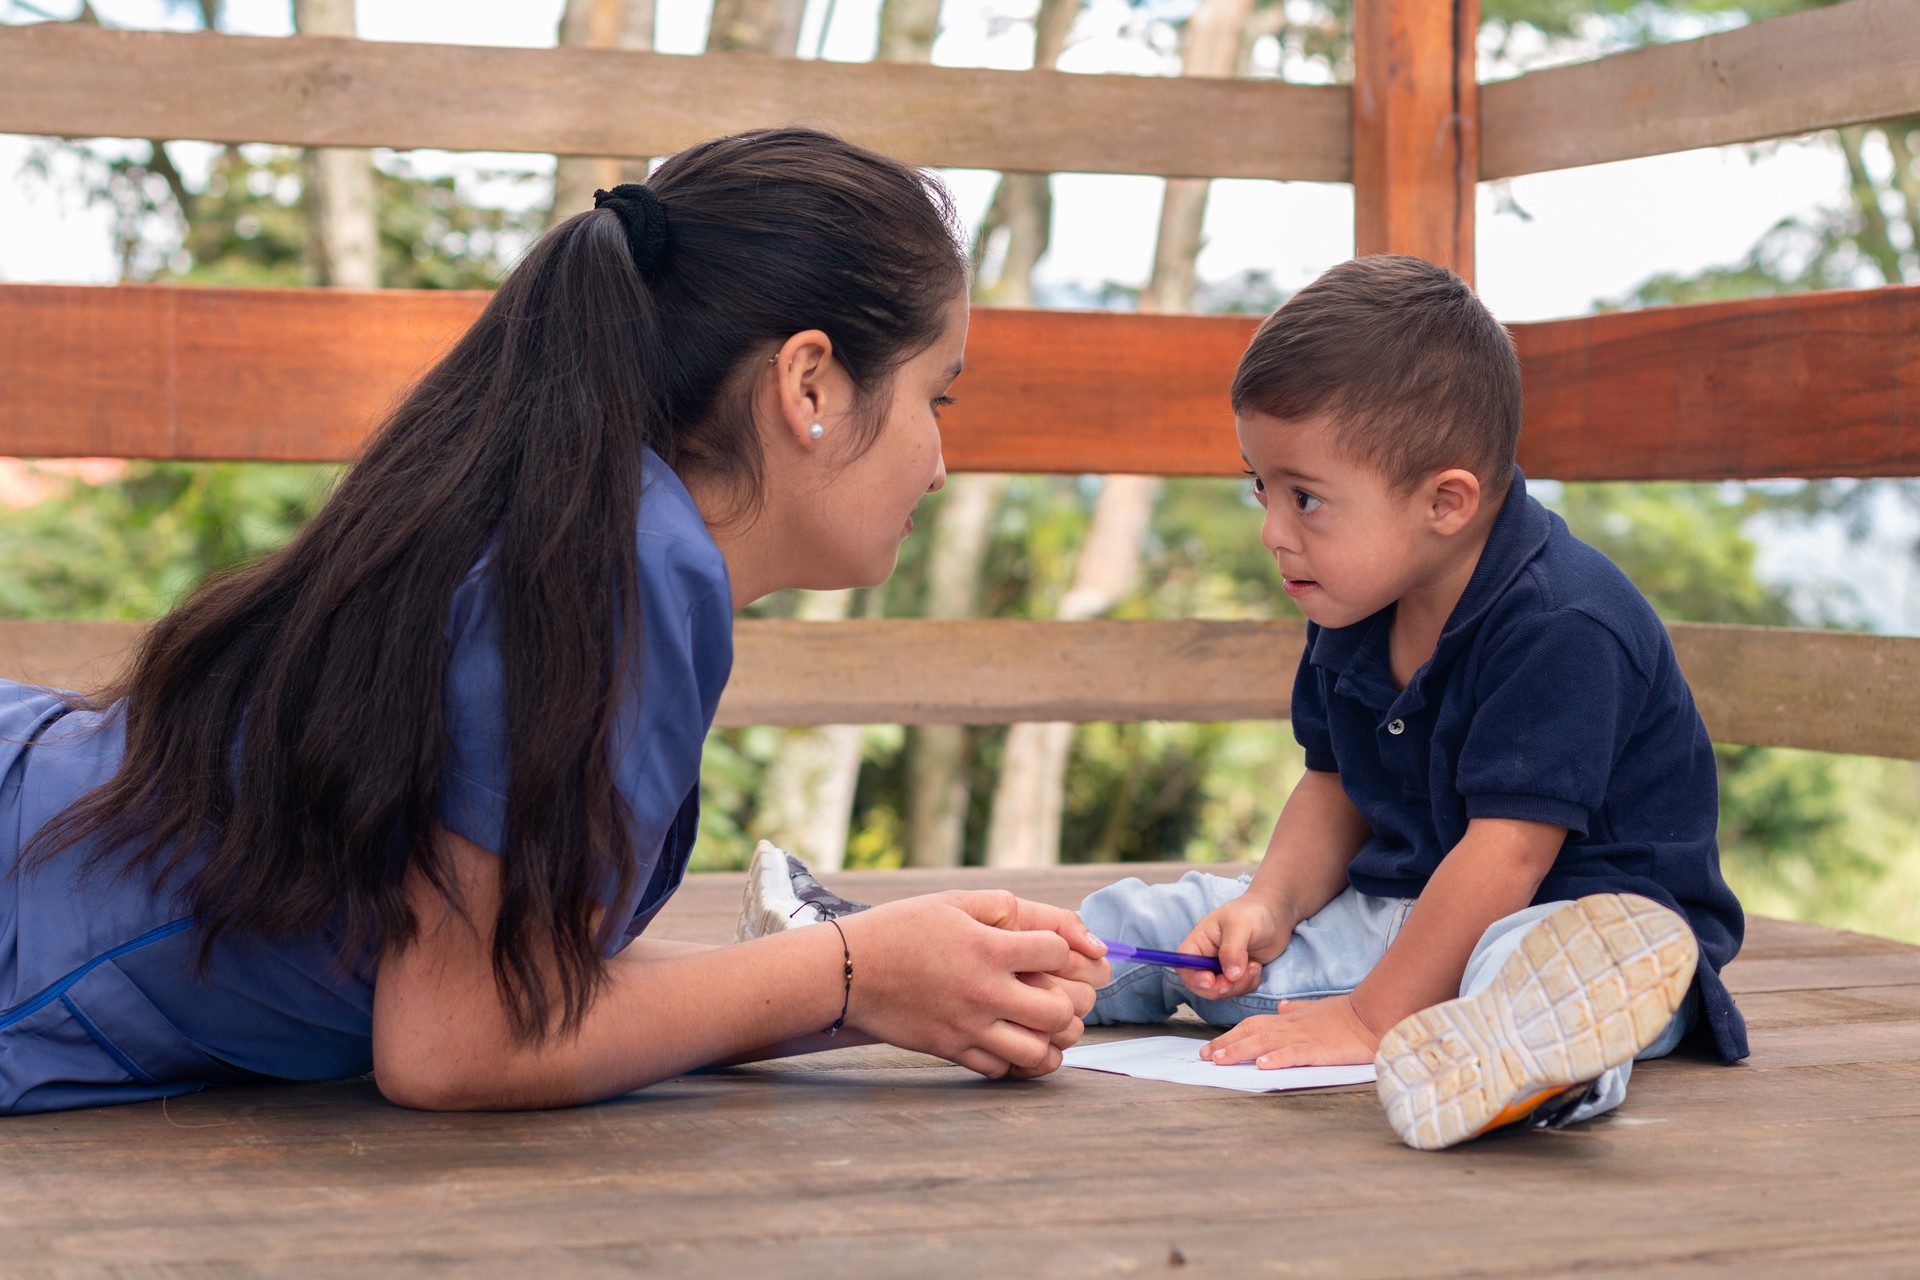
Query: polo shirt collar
[[1306, 466, 1552, 715]]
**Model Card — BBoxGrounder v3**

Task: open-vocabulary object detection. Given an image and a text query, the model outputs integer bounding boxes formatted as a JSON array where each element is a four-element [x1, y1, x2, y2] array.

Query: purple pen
[[1098, 937, 1224, 974]]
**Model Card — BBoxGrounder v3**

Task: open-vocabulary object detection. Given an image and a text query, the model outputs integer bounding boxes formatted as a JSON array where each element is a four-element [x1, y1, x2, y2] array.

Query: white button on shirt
[[1387, 719, 1405, 735]]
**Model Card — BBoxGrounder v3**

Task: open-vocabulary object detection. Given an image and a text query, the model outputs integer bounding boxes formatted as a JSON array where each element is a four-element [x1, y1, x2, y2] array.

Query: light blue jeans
[[1080, 871, 1696, 1126]]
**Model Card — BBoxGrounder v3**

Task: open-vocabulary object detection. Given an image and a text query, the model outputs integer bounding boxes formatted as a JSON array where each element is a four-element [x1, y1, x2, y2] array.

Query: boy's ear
[[1427, 468, 1482, 535]]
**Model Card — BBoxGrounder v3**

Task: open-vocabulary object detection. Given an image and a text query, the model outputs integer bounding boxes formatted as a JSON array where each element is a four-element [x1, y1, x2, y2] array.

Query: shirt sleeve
[[1290, 623, 1338, 773], [1455, 609, 1650, 837], [435, 534, 733, 919]]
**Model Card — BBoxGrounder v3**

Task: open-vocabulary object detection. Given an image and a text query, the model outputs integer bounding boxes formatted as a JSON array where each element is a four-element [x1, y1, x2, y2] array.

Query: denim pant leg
[[1080, 872, 1410, 1029], [1462, 901, 1699, 1125]]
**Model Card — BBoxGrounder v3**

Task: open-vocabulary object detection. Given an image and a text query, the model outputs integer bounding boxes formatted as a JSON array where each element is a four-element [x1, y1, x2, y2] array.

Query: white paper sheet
[[1063, 1035, 1377, 1094]]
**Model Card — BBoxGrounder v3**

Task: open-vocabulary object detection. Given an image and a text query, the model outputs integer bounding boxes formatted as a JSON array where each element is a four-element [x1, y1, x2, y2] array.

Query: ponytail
[[30, 128, 966, 1042]]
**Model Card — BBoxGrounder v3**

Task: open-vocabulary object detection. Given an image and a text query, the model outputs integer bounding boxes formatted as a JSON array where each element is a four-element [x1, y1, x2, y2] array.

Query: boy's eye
[[1241, 467, 1266, 498], [1292, 489, 1324, 514]]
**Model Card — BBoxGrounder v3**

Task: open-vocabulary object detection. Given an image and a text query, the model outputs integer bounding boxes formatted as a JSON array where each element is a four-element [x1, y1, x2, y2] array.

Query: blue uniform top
[[0, 452, 732, 1114], [1291, 468, 1748, 1063]]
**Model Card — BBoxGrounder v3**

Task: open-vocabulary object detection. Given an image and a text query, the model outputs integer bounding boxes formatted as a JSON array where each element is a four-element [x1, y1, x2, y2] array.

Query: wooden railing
[[1, 0, 1917, 762]]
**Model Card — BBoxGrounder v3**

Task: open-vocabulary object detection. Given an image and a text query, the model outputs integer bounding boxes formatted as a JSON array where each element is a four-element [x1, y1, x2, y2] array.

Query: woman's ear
[[1428, 468, 1482, 536], [768, 329, 841, 450]]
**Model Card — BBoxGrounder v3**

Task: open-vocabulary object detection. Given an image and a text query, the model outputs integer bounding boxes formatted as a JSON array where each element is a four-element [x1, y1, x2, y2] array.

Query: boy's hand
[[1201, 994, 1380, 1069], [1176, 895, 1291, 1001]]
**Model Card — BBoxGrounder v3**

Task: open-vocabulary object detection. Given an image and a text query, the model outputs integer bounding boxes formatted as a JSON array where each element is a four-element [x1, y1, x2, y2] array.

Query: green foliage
[[0, 462, 332, 621]]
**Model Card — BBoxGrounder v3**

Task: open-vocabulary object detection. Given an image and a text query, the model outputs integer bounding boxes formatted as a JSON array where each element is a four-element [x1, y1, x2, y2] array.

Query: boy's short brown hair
[[1230, 255, 1522, 501]]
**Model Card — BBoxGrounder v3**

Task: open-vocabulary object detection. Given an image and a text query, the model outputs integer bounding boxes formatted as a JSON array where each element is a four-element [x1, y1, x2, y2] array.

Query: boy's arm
[[1180, 767, 1372, 999], [1202, 817, 1565, 1067]]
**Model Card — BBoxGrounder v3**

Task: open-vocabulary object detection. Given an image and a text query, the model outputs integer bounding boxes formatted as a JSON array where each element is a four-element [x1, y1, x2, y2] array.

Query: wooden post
[[1351, 0, 1478, 281]]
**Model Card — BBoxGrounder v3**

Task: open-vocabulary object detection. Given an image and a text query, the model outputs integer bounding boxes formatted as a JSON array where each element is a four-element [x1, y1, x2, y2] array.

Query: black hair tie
[[593, 184, 670, 276]]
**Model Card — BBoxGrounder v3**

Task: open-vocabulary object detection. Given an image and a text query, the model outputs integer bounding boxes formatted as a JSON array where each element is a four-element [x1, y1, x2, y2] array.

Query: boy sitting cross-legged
[[738, 254, 1747, 1150], [1076, 253, 1746, 1148]]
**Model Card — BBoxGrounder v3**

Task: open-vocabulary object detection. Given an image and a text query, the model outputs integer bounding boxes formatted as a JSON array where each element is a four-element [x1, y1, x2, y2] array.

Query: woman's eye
[[933, 395, 956, 417], [1292, 490, 1323, 514]]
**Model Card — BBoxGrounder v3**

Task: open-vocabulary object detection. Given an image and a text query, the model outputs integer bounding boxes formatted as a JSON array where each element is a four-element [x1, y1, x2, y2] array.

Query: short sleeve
[[1290, 624, 1338, 773], [435, 522, 733, 937], [1455, 610, 1649, 837]]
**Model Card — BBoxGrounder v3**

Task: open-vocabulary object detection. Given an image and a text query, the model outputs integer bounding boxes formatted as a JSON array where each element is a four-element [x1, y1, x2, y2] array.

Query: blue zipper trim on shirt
[[0, 916, 195, 1031]]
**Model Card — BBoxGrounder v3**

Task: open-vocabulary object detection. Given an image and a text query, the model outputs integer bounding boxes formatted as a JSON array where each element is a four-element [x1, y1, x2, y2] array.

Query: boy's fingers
[[1215, 918, 1254, 982]]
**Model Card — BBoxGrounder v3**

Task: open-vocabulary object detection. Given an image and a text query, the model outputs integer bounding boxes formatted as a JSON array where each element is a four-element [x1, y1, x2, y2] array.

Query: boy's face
[[1236, 409, 1455, 629]]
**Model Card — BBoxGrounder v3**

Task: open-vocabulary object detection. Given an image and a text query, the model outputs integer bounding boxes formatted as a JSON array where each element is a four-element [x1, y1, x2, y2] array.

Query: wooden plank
[[1350, 0, 1478, 277], [6, 283, 1918, 481], [0, 866, 1911, 1278], [0, 22, 1350, 183], [1670, 622, 1920, 761], [4, 618, 1915, 759], [1518, 284, 1920, 482], [1482, 0, 1920, 179]]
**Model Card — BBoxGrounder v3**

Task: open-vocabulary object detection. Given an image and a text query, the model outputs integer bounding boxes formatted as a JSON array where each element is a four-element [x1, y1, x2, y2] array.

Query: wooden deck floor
[[6, 864, 1919, 1278]]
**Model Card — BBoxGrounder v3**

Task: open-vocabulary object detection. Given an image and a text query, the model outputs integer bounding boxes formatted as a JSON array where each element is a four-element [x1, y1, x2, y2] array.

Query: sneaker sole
[[734, 840, 816, 942], [1374, 893, 1698, 1151]]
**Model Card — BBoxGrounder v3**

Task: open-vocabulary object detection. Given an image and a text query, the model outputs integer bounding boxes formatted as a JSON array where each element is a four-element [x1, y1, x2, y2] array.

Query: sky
[[1, 0, 1913, 631]]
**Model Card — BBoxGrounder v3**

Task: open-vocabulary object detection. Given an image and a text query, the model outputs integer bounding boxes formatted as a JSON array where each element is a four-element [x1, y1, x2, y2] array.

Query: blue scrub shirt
[[1291, 468, 1748, 1063], [0, 452, 732, 1114]]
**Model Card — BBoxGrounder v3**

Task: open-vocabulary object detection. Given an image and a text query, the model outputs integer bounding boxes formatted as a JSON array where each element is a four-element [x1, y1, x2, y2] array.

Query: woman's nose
[[927, 453, 948, 494]]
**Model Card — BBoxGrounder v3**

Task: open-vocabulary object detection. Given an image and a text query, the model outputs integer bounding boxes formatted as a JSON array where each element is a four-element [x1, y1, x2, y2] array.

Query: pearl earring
[[808, 423, 825, 441]]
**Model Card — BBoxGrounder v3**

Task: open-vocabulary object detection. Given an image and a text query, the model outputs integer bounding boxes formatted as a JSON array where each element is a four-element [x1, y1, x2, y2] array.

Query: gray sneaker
[[735, 840, 873, 942]]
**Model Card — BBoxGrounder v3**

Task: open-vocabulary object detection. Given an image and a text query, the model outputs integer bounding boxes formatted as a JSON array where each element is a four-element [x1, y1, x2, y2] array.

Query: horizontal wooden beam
[[1669, 622, 1920, 761], [1517, 285, 1920, 482], [4, 283, 1917, 481], [4, 618, 1914, 759], [0, 22, 1349, 183], [1482, 0, 1920, 179]]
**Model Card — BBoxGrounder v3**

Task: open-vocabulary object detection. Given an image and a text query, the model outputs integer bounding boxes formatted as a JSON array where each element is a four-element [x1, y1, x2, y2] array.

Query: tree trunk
[[906, 470, 1008, 867], [1838, 126, 1906, 285], [1880, 122, 1920, 285], [900, 0, 1080, 867], [294, 0, 379, 289], [983, 0, 1255, 869], [707, 0, 804, 56], [754, 587, 865, 871], [550, 0, 656, 226]]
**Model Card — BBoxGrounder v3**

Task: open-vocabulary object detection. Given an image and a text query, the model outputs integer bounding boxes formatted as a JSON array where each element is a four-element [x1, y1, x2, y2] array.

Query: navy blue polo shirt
[[1292, 468, 1747, 1063]]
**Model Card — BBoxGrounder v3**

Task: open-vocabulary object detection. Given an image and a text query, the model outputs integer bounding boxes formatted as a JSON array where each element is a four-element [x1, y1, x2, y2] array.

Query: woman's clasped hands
[[838, 890, 1110, 1080]]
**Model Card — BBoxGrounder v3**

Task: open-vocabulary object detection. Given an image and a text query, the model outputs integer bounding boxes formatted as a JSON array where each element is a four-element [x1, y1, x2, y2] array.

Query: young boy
[[1075, 254, 1746, 1148], [740, 254, 1746, 1150]]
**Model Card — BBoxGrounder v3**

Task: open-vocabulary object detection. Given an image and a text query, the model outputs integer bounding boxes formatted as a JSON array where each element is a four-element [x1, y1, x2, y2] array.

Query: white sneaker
[[1374, 893, 1698, 1151], [734, 841, 871, 942]]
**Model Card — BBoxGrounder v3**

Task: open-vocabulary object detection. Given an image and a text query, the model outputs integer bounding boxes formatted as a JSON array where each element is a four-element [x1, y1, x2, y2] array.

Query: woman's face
[[786, 293, 966, 590]]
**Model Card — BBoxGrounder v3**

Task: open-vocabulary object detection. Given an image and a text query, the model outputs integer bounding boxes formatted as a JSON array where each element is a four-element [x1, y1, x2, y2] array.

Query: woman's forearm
[[372, 832, 1103, 1110]]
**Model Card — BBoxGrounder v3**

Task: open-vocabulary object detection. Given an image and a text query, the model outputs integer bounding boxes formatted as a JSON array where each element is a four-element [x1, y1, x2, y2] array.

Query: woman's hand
[[1175, 894, 1293, 1001], [838, 890, 1110, 1080], [1200, 994, 1380, 1069]]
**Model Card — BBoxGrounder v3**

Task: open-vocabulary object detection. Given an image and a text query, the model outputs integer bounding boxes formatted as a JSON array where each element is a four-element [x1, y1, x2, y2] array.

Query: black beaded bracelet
[[823, 917, 853, 1036]]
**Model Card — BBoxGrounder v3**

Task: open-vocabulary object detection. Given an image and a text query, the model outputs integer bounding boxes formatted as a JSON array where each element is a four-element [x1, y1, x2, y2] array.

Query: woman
[[0, 129, 1107, 1115]]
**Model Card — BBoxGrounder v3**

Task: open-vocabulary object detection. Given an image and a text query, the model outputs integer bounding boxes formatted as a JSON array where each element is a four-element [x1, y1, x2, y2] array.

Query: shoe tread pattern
[[1374, 894, 1698, 1151]]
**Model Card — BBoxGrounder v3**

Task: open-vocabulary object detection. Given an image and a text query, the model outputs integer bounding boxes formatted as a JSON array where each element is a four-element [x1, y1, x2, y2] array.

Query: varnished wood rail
[[0, 23, 1350, 183], [3, 283, 1918, 480], [1483, 0, 1920, 179], [4, 618, 1915, 760]]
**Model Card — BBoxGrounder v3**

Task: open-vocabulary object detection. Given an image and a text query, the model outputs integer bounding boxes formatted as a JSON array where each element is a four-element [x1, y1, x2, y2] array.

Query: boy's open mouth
[[1283, 577, 1317, 598]]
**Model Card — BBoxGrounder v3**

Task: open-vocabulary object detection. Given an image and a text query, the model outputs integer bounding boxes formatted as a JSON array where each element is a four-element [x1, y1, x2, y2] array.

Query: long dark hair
[[28, 129, 966, 1041]]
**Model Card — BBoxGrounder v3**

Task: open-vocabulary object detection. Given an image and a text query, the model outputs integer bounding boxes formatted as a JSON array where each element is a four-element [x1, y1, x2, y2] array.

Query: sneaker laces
[[785, 855, 871, 921]]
